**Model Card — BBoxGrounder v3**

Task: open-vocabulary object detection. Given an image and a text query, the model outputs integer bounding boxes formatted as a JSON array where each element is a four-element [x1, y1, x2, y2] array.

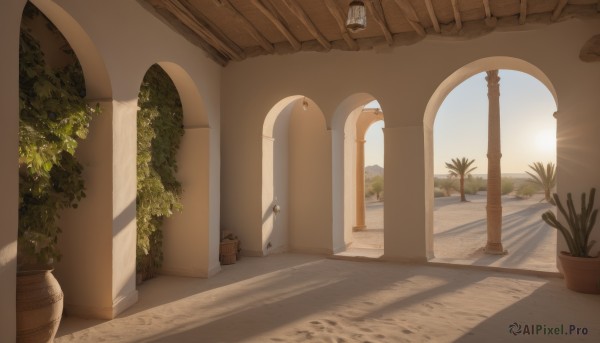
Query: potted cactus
[[541, 188, 600, 293]]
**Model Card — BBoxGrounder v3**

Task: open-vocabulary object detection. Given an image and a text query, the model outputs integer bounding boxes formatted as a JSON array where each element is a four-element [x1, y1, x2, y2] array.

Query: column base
[[484, 242, 508, 255], [353, 225, 367, 232]]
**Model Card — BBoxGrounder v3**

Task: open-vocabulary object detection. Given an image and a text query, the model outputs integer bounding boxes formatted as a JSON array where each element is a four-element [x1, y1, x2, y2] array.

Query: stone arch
[[331, 93, 384, 253], [262, 96, 330, 255], [30, 0, 111, 100], [424, 56, 557, 128], [138, 62, 214, 277], [423, 56, 559, 262], [19, 1, 130, 319], [157, 61, 209, 128]]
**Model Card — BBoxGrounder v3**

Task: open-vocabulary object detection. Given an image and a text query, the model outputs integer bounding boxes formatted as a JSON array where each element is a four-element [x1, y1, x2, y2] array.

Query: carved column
[[354, 139, 367, 231], [485, 70, 506, 254]]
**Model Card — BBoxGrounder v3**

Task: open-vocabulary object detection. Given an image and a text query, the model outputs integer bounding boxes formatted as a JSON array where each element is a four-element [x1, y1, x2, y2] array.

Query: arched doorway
[[332, 95, 385, 258], [134, 62, 215, 280], [18, 0, 120, 319], [425, 58, 559, 272], [262, 96, 331, 255], [351, 108, 385, 257]]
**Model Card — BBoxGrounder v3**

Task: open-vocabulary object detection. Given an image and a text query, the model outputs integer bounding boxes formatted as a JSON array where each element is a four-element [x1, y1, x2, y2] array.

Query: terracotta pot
[[558, 252, 600, 294], [16, 269, 64, 343]]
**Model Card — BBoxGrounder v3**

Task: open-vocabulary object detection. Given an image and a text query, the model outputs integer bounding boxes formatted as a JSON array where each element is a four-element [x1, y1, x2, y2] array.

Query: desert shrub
[[464, 176, 485, 195], [463, 182, 479, 195], [436, 177, 456, 196], [516, 183, 540, 199], [501, 177, 515, 195], [434, 189, 446, 198]]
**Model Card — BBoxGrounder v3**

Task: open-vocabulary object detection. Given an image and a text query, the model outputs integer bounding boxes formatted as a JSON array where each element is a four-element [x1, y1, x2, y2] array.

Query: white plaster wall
[[162, 128, 218, 277], [268, 106, 291, 254], [221, 18, 600, 262], [0, 1, 27, 340], [1, 0, 222, 329], [289, 104, 333, 253]]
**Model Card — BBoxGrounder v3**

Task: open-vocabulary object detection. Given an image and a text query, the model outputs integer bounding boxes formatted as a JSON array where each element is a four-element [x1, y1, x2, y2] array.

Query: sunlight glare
[[535, 130, 555, 152]]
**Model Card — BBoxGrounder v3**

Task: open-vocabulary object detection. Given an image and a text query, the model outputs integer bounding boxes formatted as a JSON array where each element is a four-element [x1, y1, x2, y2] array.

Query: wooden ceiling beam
[[424, 0, 440, 33], [450, 0, 462, 30], [365, 0, 394, 45], [483, 0, 491, 18], [392, 0, 426, 37], [163, 0, 244, 61], [280, 0, 331, 50], [552, 0, 568, 21], [323, 0, 358, 50], [250, 0, 301, 51], [147, 1, 228, 65], [212, 0, 274, 52], [519, 0, 527, 24]]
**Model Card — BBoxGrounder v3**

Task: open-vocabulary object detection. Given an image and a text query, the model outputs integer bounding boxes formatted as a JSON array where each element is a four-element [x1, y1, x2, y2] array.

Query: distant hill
[[365, 165, 383, 179], [434, 173, 528, 179]]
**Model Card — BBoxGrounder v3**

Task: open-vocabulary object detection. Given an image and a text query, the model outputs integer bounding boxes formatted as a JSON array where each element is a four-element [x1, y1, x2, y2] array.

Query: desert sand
[[56, 253, 599, 342], [343, 193, 557, 273], [55, 194, 594, 342]]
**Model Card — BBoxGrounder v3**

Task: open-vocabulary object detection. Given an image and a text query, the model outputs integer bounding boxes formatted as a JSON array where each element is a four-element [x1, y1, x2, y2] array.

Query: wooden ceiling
[[140, 0, 600, 65]]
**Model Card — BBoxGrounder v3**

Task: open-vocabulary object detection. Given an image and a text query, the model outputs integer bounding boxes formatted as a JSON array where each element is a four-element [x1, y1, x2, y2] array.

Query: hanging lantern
[[346, 0, 367, 32]]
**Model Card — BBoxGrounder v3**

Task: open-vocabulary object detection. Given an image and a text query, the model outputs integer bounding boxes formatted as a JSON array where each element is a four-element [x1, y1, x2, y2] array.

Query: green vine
[[18, 5, 98, 268], [136, 65, 184, 279]]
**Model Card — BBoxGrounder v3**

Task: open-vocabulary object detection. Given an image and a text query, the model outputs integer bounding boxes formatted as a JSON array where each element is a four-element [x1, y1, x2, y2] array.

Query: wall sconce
[[302, 97, 309, 111], [346, 0, 367, 32], [273, 204, 281, 214]]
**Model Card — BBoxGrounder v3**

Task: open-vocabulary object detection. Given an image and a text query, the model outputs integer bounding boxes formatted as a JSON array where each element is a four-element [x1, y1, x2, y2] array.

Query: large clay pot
[[16, 269, 64, 343], [558, 252, 600, 294]]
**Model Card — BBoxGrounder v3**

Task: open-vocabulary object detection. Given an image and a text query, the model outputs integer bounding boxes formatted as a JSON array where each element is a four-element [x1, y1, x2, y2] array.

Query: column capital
[[485, 69, 500, 85]]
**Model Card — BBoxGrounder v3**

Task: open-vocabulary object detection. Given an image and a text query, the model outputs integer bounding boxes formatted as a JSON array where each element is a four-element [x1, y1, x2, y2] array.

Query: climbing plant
[[136, 64, 184, 279], [18, 5, 98, 268]]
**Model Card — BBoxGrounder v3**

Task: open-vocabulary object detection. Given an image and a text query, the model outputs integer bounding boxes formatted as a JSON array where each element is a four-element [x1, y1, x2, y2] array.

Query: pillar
[[0, 2, 27, 341], [354, 139, 367, 231], [485, 70, 506, 255]]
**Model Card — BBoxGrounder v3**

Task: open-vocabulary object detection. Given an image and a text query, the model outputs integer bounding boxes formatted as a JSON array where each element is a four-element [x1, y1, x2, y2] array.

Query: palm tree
[[526, 162, 556, 205], [445, 157, 477, 202]]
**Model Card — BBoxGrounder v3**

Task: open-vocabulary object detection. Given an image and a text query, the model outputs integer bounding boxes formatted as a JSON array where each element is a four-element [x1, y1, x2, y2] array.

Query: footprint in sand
[[270, 338, 285, 342], [296, 330, 314, 339], [402, 329, 413, 334], [325, 319, 338, 326], [360, 328, 373, 333]]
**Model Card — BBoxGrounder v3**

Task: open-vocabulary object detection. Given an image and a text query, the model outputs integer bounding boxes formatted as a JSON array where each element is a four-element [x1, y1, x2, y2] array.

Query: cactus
[[541, 188, 597, 257]]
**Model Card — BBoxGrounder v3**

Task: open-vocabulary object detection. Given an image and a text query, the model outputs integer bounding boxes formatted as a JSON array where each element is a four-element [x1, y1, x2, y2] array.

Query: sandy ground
[[346, 193, 557, 272], [54, 194, 574, 342], [56, 253, 600, 343]]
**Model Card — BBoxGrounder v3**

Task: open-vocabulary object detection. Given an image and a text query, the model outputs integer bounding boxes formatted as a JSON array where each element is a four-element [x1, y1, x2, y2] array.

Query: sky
[[363, 70, 557, 175]]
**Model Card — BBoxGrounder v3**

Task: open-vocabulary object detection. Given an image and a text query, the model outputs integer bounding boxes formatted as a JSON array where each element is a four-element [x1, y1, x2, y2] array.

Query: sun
[[535, 130, 556, 152]]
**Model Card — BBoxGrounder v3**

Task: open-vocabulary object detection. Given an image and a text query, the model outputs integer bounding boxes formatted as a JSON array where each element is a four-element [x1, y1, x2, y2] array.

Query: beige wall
[[221, 18, 600, 262], [268, 103, 292, 254], [162, 128, 219, 278], [0, 1, 27, 340], [1, 0, 222, 336], [289, 102, 333, 253]]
